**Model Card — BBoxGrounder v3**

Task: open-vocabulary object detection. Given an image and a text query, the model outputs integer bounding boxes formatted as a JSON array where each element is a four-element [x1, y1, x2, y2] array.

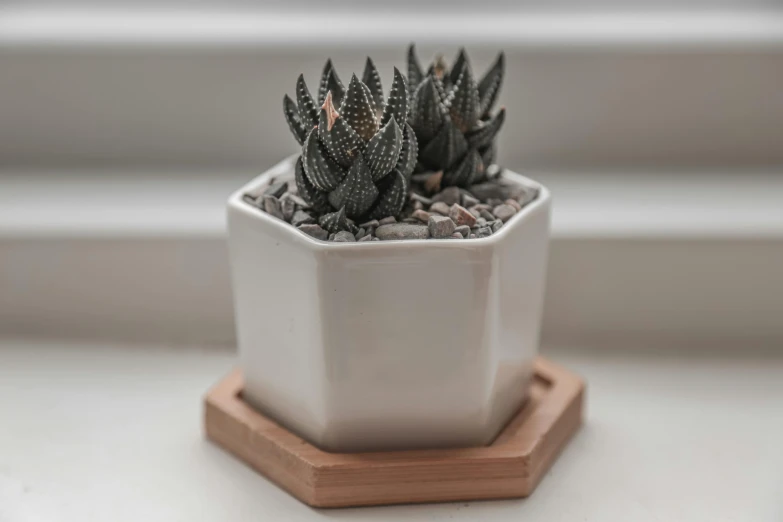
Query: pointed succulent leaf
[[318, 59, 333, 104], [480, 143, 496, 169], [449, 48, 468, 87], [364, 117, 403, 181], [430, 54, 451, 89], [361, 57, 385, 119], [318, 92, 363, 167], [442, 148, 483, 187], [327, 156, 379, 218], [419, 118, 468, 171], [318, 60, 346, 108], [294, 156, 331, 213], [466, 108, 505, 149], [409, 76, 444, 143], [295, 74, 319, 127], [302, 129, 345, 192], [380, 67, 408, 127], [341, 74, 379, 141], [407, 44, 424, 97], [283, 95, 308, 145], [369, 169, 408, 219], [319, 206, 352, 234], [449, 65, 480, 132], [478, 52, 504, 118], [395, 122, 418, 180]]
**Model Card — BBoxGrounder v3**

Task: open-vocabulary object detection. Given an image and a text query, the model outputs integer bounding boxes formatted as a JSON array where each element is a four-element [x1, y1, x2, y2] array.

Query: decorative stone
[[514, 185, 540, 207], [376, 223, 430, 240], [298, 224, 328, 240], [402, 218, 420, 224], [410, 193, 434, 206], [469, 233, 477, 239], [372, 237, 380, 241], [412, 209, 431, 223], [476, 226, 493, 238], [491, 220, 503, 233], [505, 198, 522, 212], [263, 195, 285, 220], [424, 171, 444, 194], [378, 216, 397, 225], [469, 182, 509, 201], [448, 204, 476, 227], [283, 193, 310, 208], [281, 197, 297, 222], [359, 219, 380, 230], [428, 215, 456, 239], [358, 234, 374, 242], [333, 231, 356, 242], [469, 207, 481, 219], [476, 217, 487, 227], [461, 193, 480, 208], [479, 209, 495, 221], [450, 233, 463, 239], [486, 198, 505, 208], [264, 181, 288, 199], [455, 225, 471, 237], [429, 201, 450, 216], [493, 204, 517, 223], [431, 186, 461, 206], [291, 210, 316, 227], [243, 194, 259, 207], [413, 200, 424, 211], [355, 227, 367, 240]]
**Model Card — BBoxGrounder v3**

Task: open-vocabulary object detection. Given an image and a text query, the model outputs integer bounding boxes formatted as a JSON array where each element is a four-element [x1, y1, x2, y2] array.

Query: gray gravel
[[378, 216, 397, 225], [429, 201, 450, 216], [376, 223, 430, 240], [428, 215, 456, 239], [333, 231, 356, 242], [492, 204, 517, 223], [449, 204, 476, 227], [298, 224, 328, 240], [262, 195, 285, 220]]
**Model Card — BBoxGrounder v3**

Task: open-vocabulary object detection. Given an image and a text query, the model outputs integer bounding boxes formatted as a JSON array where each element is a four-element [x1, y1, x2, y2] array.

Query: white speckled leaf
[[478, 52, 505, 118], [283, 95, 308, 145], [361, 57, 385, 120], [327, 157, 379, 219], [295, 74, 319, 127], [364, 117, 403, 181], [302, 129, 345, 192], [466, 108, 505, 149], [369, 169, 407, 219], [409, 76, 444, 144], [294, 156, 331, 213], [443, 148, 482, 187], [418, 118, 468, 171], [380, 68, 409, 127], [318, 96, 363, 168], [449, 65, 480, 133], [341, 75, 378, 141]]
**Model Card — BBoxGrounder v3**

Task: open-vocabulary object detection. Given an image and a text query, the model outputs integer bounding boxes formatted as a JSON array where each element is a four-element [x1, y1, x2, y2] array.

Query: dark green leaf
[[419, 118, 468, 171], [478, 52, 504, 118], [369, 169, 408, 219], [296, 74, 319, 127], [302, 129, 345, 192], [380, 67, 408, 127], [449, 48, 468, 87], [327, 156, 379, 219], [318, 60, 346, 108], [480, 143, 496, 169], [449, 65, 480, 132], [443, 149, 483, 187], [407, 44, 424, 98], [364, 117, 403, 181], [409, 76, 444, 143], [319, 206, 352, 233], [283, 94, 308, 145], [395, 122, 418, 180], [318, 91, 363, 168], [362, 57, 385, 120], [294, 156, 331, 213], [466, 108, 505, 149], [341, 74, 379, 141]]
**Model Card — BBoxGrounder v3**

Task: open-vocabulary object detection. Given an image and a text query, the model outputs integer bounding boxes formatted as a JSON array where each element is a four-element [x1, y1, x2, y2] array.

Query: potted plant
[[226, 45, 552, 452]]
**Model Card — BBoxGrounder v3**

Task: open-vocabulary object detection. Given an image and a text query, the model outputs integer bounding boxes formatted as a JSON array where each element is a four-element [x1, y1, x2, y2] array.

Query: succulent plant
[[283, 59, 418, 224], [406, 45, 505, 187]]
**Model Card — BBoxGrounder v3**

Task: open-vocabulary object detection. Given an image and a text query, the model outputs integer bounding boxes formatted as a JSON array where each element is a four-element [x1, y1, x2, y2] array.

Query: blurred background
[[1, 1, 782, 347]]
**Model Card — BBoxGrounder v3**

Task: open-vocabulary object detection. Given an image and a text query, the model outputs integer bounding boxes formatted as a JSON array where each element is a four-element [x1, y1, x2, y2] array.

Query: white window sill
[[0, 339, 780, 521]]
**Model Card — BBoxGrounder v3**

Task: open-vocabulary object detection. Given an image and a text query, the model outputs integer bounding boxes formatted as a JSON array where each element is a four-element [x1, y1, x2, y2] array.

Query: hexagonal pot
[[226, 156, 552, 453]]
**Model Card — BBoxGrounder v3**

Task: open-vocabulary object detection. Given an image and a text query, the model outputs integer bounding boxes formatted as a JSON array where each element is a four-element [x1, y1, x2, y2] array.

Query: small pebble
[[242, 194, 259, 207], [372, 237, 380, 241], [291, 209, 315, 227], [358, 234, 374, 242], [298, 224, 328, 240], [448, 204, 476, 227], [413, 200, 424, 211], [468, 207, 481, 219], [376, 223, 430, 240], [355, 227, 366, 240], [491, 220, 503, 233], [476, 226, 493, 238], [450, 232, 463, 239], [359, 219, 380, 230], [378, 216, 397, 225], [402, 218, 420, 224], [479, 209, 495, 221], [264, 181, 288, 199], [476, 217, 487, 227], [412, 209, 431, 223], [428, 215, 456, 239], [469, 182, 509, 201], [505, 199, 522, 212], [469, 233, 477, 239], [328, 233, 336, 241], [462, 193, 480, 208], [333, 231, 356, 242], [486, 198, 505, 208], [455, 225, 471, 237], [429, 201, 450, 215], [281, 197, 296, 222], [492, 204, 517, 223], [283, 193, 310, 208], [410, 193, 434, 206], [262, 195, 285, 220], [431, 186, 461, 206]]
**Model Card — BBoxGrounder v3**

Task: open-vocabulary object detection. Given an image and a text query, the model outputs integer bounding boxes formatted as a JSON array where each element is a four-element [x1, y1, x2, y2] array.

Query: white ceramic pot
[[227, 156, 551, 453]]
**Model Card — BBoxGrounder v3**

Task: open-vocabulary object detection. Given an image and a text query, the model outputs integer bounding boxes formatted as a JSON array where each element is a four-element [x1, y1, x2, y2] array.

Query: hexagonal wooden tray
[[204, 357, 584, 508]]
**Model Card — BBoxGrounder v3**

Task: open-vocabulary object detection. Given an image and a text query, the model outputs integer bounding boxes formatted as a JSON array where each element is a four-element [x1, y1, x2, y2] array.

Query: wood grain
[[204, 357, 584, 508]]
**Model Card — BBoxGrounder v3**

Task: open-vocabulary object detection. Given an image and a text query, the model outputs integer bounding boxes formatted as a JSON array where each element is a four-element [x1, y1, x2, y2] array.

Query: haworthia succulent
[[318, 92, 363, 168], [449, 48, 468, 87], [362, 57, 385, 119], [395, 122, 418, 180], [466, 108, 505, 149], [406, 44, 424, 97], [380, 68, 408, 127], [419, 118, 467, 171], [302, 129, 345, 192], [478, 52, 504, 119], [328, 156, 379, 217], [296, 74, 319, 127], [449, 65, 480, 133], [409, 77, 444, 143], [283, 94, 308, 145], [294, 156, 331, 213], [369, 170, 408, 220], [341, 74, 379, 141], [365, 118, 403, 181], [319, 206, 351, 234], [443, 148, 482, 187]]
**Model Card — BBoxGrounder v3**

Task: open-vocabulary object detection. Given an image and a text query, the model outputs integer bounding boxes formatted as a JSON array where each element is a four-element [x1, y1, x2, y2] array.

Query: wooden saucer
[[204, 357, 584, 508]]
